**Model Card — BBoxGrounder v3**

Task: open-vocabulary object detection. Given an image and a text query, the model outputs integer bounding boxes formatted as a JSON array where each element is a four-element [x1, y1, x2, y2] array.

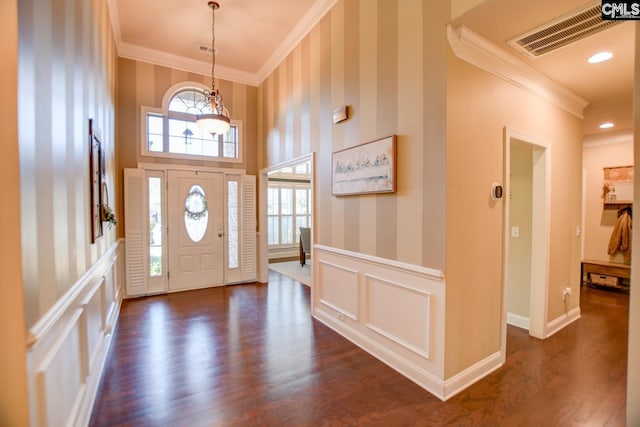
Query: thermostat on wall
[[491, 182, 503, 200]]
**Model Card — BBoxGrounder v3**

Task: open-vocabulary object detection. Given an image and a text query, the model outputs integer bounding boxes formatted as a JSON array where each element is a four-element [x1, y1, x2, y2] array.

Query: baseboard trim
[[314, 309, 446, 400], [443, 351, 503, 400], [546, 306, 581, 338], [507, 312, 530, 330]]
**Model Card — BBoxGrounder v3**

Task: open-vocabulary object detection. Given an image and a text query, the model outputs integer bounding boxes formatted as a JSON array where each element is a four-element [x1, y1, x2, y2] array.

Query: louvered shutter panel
[[124, 168, 146, 296], [242, 175, 257, 282]]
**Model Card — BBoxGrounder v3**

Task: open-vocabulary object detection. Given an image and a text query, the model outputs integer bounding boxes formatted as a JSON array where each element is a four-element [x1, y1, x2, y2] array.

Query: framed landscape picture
[[332, 135, 396, 196]]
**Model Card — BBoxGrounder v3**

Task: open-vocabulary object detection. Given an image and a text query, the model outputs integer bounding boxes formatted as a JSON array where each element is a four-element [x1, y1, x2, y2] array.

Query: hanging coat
[[608, 210, 632, 262]]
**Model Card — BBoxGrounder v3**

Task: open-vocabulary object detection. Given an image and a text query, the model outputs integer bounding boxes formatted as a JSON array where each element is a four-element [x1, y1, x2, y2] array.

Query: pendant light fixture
[[196, 1, 230, 136]]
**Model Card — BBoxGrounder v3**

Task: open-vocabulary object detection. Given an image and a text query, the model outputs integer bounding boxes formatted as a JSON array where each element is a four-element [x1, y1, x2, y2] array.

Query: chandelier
[[196, 1, 230, 136]]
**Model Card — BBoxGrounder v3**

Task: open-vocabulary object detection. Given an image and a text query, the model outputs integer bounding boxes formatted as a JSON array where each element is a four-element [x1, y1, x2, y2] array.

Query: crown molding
[[446, 25, 588, 119], [256, 0, 338, 84], [107, 0, 337, 88], [583, 130, 633, 148], [117, 42, 260, 87]]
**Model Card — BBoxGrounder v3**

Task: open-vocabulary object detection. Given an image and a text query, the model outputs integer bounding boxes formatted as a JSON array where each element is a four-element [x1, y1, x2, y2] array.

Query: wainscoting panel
[[81, 279, 105, 375], [318, 260, 360, 320], [27, 240, 124, 427], [365, 274, 431, 359], [313, 245, 446, 399], [36, 309, 85, 427]]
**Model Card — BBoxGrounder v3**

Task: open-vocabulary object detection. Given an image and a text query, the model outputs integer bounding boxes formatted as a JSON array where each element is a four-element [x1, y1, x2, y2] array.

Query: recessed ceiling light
[[600, 122, 615, 129], [588, 51, 613, 64]]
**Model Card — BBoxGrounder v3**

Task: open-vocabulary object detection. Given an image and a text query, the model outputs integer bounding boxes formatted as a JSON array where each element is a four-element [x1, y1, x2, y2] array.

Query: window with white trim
[[142, 86, 242, 162], [267, 161, 312, 248]]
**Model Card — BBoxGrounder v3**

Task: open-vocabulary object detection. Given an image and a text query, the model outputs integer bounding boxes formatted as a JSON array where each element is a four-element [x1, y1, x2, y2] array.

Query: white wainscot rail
[[312, 245, 447, 399], [26, 241, 124, 427]]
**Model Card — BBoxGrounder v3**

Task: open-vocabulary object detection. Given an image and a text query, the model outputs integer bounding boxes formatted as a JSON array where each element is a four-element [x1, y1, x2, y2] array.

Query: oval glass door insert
[[184, 185, 208, 242]]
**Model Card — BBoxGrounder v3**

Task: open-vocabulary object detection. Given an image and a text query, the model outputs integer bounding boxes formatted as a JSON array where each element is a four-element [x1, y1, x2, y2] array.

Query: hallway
[[89, 274, 628, 426]]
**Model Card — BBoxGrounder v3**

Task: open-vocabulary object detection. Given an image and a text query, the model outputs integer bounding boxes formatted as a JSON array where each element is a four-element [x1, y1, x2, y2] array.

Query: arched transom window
[[142, 85, 241, 162]]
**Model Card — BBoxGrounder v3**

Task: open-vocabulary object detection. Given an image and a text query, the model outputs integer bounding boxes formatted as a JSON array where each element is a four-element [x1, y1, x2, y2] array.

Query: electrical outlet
[[562, 286, 572, 300]]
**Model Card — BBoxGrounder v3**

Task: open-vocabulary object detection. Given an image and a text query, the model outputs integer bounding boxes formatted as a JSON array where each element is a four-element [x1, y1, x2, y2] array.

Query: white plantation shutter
[[124, 168, 146, 297], [242, 175, 257, 282]]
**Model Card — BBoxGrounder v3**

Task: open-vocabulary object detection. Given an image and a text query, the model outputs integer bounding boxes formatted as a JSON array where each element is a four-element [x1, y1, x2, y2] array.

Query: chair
[[299, 227, 311, 266]]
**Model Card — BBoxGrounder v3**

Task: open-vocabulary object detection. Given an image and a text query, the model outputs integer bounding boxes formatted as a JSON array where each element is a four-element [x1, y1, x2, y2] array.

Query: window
[[267, 160, 312, 248], [184, 184, 209, 243], [227, 180, 239, 269], [148, 176, 163, 276], [142, 86, 242, 162], [267, 183, 311, 248]]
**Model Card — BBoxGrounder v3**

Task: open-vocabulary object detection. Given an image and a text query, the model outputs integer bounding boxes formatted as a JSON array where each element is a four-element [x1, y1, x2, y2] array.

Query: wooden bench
[[581, 259, 630, 291]]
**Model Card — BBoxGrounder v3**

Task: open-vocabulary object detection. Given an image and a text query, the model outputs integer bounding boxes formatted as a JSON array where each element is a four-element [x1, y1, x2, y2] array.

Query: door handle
[[218, 232, 223, 238]]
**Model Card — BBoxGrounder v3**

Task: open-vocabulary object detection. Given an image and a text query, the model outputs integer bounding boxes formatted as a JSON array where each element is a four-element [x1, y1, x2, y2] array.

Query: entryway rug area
[[268, 260, 311, 286]]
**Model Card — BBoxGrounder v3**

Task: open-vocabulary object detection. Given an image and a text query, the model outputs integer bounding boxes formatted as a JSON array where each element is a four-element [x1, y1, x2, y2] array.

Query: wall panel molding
[[364, 274, 431, 359], [26, 241, 124, 427], [318, 260, 359, 320], [36, 309, 85, 427], [312, 245, 446, 399], [26, 241, 122, 349]]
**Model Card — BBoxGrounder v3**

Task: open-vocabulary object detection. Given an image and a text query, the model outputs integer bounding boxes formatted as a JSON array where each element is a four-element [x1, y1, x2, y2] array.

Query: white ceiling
[[110, 0, 634, 138], [109, 0, 336, 85]]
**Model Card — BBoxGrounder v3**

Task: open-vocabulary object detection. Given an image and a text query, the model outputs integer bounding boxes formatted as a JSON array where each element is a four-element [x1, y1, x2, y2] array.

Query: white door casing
[[502, 127, 551, 355], [168, 170, 224, 291]]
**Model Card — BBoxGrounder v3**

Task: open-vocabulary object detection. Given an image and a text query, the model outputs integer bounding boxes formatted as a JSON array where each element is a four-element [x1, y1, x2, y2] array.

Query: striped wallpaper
[[18, 0, 118, 328], [257, 0, 585, 379], [258, 0, 449, 269], [117, 59, 259, 174], [116, 58, 259, 236]]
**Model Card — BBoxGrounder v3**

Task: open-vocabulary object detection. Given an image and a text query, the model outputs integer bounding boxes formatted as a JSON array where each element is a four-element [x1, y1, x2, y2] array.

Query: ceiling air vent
[[508, 2, 622, 59]]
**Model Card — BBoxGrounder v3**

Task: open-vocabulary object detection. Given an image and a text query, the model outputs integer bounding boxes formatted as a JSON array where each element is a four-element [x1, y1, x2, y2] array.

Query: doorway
[[258, 153, 315, 284], [503, 127, 551, 353]]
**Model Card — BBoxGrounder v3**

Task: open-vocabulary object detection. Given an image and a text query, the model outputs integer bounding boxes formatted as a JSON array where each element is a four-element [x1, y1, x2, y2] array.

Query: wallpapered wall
[[116, 58, 259, 236], [257, 0, 583, 379], [257, 0, 449, 269], [18, 0, 118, 328]]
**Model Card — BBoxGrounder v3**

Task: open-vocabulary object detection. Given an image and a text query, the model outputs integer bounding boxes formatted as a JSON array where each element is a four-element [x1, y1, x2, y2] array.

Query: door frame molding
[[502, 127, 551, 355], [257, 153, 315, 283], [136, 162, 246, 175]]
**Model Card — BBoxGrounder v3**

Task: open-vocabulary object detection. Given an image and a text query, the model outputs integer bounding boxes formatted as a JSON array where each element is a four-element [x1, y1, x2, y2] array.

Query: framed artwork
[[332, 135, 397, 196], [89, 118, 103, 243], [603, 165, 633, 203]]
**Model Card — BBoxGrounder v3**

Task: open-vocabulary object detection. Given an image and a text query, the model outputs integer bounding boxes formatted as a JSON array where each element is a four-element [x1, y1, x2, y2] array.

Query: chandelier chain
[[210, 2, 216, 90], [195, 0, 230, 136]]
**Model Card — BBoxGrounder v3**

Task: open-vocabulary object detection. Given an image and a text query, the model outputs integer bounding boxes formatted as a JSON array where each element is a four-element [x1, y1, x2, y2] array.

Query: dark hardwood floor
[[89, 273, 628, 426]]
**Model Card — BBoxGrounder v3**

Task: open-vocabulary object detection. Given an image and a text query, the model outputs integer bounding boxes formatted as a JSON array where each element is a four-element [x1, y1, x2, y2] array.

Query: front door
[[168, 170, 224, 291]]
